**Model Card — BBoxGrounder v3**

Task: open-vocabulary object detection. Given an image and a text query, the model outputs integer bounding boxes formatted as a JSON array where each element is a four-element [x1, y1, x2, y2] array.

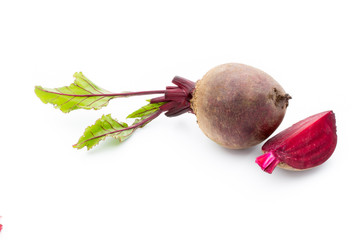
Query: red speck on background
[[0, 223, 2, 232]]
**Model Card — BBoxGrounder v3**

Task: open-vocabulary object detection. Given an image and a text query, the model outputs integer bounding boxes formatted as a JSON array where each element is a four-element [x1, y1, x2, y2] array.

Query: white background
[[1, 0, 359, 239]]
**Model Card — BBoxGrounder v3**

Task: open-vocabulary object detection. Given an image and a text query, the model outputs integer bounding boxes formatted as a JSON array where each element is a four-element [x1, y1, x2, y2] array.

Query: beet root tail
[[255, 151, 280, 174]]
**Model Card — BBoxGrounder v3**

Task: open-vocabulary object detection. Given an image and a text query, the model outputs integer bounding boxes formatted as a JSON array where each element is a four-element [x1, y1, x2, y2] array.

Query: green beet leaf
[[35, 72, 118, 113], [73, 114, 140, 150]]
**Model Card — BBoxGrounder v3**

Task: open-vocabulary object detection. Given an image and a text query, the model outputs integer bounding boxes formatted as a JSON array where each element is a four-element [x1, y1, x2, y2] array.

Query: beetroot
[[35, 63, 291, 150], [192, 63, 291, 149], [255, 111, 337, 173]]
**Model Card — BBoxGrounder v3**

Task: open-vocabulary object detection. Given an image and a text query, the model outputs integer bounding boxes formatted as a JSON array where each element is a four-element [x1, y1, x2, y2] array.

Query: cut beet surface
[[255, 111, 337, 174]]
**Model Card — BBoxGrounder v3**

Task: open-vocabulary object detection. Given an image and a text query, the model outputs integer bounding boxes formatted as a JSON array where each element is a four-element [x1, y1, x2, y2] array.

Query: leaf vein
[[73, 83, 94, 94], [73, 96, 89, 108], [89, 130, 95, 137], [59, 96, 75, 107], [78, 75, 104, 94], [104, 120, 116, 131], [100, 125, 109, 133], [54, 88, 62, 93], [88, 96, 108, 108], [49, 95, 60, 103], [66, 86, 76, 95]]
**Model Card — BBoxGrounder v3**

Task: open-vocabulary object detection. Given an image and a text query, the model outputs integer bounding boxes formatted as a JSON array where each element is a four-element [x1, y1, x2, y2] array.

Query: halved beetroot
[[255, 111, 337, 173]]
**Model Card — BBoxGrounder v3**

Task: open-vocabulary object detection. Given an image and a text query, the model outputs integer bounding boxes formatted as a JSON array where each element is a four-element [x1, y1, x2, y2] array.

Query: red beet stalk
[[150, 76, 195, 117], [256, 111, 337, 173]]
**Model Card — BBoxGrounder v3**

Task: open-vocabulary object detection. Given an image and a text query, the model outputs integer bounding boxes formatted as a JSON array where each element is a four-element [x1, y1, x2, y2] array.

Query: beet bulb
[[191, 63, 291, 149], [255, 111, 337, 173]]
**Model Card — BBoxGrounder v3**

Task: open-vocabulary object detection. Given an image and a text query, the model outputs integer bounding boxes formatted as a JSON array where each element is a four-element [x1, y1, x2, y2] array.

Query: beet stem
[[255, 151, 280, 174], [150, 76, 196, 117], [37, 88, 166, 98], [110, 90, 166, 97]]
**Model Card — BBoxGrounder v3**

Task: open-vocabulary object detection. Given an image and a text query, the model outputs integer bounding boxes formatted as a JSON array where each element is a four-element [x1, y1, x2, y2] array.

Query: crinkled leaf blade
[[73, 114, 140, 150], [35, 72, 115, 113]]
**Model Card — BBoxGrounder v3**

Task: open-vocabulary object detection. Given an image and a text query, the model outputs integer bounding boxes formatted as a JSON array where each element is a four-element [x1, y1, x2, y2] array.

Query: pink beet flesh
[[256, 111, 337, 173]]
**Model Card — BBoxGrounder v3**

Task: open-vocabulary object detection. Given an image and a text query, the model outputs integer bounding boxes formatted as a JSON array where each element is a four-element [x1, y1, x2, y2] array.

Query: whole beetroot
[[35, 63, 291, 150], [192, 63, 291, 149]]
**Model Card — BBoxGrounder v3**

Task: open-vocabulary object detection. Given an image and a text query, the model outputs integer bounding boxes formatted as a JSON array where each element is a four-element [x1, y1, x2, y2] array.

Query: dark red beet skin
[[256, 111, 337, 173]]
